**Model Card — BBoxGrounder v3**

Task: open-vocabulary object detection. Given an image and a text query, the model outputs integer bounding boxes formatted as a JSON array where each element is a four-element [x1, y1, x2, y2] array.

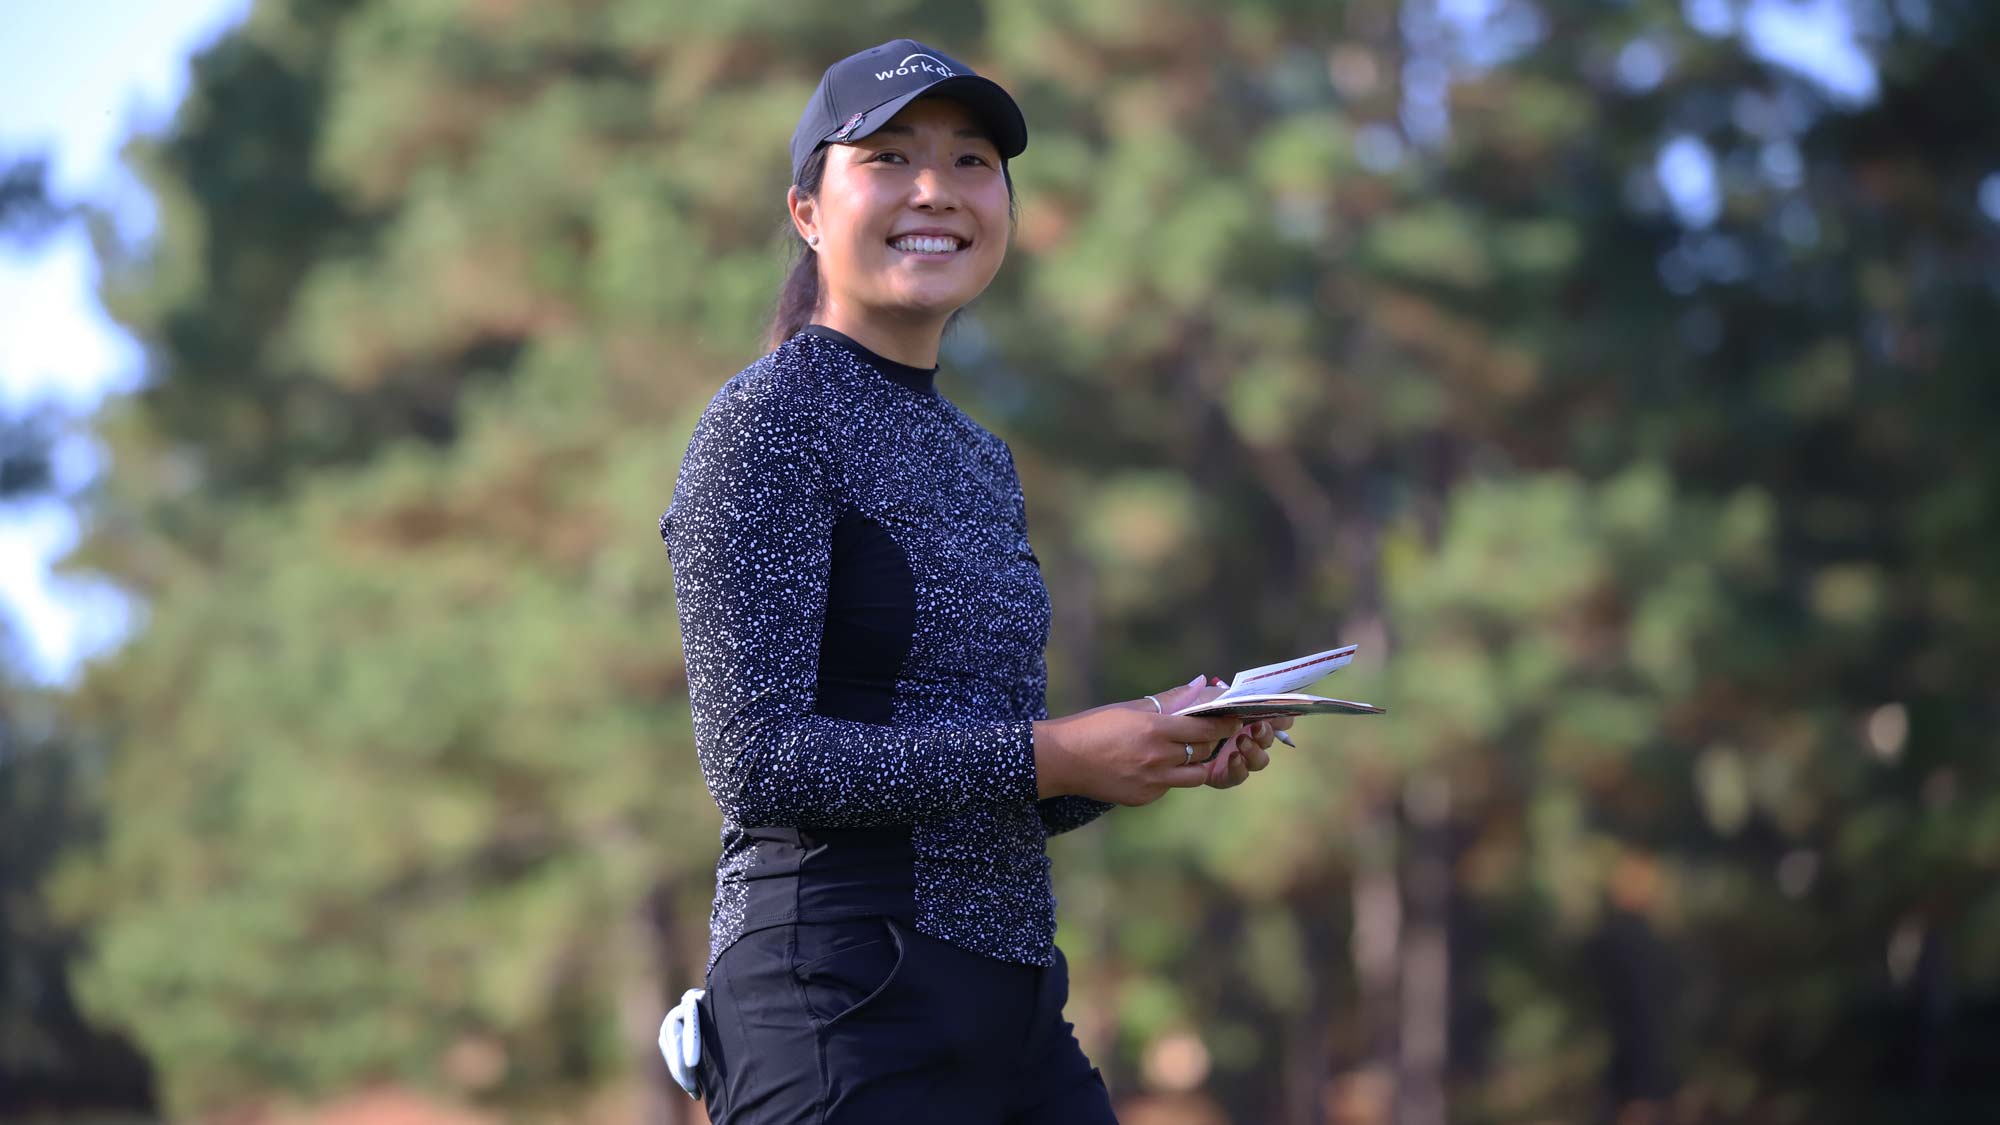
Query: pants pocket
[[790, 915, 907, 1030]]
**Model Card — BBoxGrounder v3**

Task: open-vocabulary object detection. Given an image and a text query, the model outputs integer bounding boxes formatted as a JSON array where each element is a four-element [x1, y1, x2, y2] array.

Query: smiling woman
[[766, 79, 1020, 360], [657, 36, 1284, 1125], [781, 98, 1013, 367]]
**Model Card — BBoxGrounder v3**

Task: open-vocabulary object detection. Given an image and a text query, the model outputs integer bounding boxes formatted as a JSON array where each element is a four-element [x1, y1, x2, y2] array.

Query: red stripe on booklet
[[1242, 646, 1356, 683]]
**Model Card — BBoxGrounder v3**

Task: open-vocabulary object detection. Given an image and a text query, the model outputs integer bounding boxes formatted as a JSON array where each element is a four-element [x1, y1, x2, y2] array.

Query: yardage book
[[1172, 644, 1386, 719]]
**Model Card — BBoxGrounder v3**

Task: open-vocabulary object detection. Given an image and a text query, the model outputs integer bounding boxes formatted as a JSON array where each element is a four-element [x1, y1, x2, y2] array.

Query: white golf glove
[[658, 987, 706, 1097]]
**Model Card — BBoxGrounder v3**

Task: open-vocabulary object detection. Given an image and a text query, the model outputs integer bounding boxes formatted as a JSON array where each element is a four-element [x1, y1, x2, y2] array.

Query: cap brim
[[832, 74, 1028, 160]]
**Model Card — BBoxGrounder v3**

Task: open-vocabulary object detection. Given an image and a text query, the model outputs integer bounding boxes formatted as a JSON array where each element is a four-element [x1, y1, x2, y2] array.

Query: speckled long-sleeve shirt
[[660, 324, 1114, 972]]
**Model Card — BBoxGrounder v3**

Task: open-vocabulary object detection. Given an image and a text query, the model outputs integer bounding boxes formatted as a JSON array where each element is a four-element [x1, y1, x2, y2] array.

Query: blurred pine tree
[[34, 0, 2000, 1120]]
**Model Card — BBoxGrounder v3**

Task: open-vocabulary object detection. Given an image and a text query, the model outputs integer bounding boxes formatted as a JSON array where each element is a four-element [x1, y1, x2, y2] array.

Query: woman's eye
[[869, 152, 991, 166]]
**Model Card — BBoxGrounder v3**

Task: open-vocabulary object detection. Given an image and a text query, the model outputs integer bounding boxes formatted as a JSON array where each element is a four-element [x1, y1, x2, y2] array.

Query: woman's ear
[[787, 185, 817, 245]]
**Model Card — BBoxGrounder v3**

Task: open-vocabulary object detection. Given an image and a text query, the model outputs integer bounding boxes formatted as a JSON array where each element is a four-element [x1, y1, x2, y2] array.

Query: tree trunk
[[1396, 774, 1450, 1125], [1351, 779, 1401, 1125], [621, 878, 690, 1125]]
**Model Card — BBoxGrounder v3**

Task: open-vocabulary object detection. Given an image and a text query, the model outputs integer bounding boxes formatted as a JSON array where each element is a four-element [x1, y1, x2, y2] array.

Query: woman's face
[[790, 97, 1011, 324]]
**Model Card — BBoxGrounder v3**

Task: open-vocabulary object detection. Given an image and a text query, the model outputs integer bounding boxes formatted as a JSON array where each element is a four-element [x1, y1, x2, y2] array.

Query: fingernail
[[1187, 674, 1205, 688]]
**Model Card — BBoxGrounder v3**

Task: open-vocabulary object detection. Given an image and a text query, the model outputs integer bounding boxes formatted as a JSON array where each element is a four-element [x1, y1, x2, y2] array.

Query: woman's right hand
[[1032, 678, 1244, 805]]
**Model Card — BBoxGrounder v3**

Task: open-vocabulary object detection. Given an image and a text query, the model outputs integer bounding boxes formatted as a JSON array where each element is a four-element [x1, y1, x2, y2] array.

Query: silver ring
[[1145, 695, 1164, 714], [1183, 744, 1194, 765]]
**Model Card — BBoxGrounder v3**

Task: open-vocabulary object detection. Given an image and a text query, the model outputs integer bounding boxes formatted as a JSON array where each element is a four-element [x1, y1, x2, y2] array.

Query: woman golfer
[[657, 37, 1292, 1123]]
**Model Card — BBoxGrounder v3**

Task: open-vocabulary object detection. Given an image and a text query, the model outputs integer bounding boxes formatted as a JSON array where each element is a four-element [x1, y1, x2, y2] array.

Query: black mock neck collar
[[801, 324, 939, 396]]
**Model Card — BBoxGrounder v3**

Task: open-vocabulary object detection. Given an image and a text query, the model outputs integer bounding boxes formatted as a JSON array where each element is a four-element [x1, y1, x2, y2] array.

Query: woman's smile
[[887, 227, 973, 259], [888, 235, 967, 257]]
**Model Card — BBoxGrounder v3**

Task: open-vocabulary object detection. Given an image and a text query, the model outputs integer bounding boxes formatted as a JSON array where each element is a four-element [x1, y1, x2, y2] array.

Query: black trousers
[[693, 914, 1119, 1123]]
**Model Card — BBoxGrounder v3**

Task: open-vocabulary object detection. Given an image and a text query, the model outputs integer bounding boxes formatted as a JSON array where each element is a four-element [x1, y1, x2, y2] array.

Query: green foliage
[[29, 0, 2000, 1120]]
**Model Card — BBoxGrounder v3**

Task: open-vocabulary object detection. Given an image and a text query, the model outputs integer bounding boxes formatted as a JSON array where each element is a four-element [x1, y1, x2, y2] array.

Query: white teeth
[[890, 235, 962, 254]]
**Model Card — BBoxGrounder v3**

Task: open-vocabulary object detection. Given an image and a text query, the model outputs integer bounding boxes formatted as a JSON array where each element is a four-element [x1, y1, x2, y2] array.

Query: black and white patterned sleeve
[[1037, 793, 1116, 836], [661, 376, 1040, 828]]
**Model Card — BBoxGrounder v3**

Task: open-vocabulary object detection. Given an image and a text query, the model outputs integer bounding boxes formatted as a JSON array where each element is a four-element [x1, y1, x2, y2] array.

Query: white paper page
[[1215, 644, 1357, 700], [1177, 693, 1385, 718]]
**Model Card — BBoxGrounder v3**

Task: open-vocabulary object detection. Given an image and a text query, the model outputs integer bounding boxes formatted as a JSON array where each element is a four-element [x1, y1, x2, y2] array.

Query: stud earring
[[808, 234, 819, 246]]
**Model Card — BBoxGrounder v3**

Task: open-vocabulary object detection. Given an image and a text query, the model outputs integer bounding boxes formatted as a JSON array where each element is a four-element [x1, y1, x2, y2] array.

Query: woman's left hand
[[1204, 714, 1294, 789]]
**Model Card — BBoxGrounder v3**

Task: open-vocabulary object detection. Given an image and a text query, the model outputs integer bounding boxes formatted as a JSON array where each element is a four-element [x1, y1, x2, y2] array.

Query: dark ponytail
[[766, 145, 832, 352], [764, 138, 1019, 353]]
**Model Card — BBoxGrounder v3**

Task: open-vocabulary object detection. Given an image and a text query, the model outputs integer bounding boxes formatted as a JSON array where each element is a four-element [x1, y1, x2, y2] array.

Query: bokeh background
[[3, 1, 1997, 1123]]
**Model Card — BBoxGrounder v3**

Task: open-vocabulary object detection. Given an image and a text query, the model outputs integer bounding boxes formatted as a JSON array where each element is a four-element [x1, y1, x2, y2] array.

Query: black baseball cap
[[789, 39, 1028, 185]]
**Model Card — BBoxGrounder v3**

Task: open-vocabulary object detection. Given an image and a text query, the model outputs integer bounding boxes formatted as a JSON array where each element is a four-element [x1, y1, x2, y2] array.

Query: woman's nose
[[910, 165, 958, 209]]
